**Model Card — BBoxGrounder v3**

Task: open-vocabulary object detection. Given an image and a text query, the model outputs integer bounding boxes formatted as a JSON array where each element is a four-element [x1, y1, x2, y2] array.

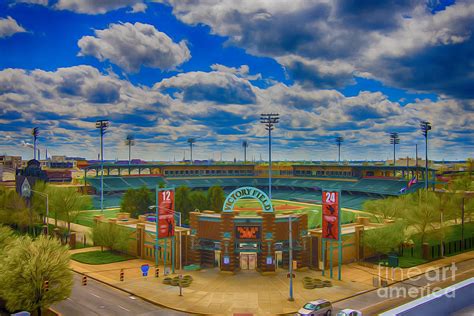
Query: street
[[53, 273, 189, 316], [333, 258, 474, 315]]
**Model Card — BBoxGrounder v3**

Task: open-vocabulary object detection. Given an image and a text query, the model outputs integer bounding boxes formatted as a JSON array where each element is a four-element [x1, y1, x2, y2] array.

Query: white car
[[336, 309, 362, 316], [298, 299, 332, 316]]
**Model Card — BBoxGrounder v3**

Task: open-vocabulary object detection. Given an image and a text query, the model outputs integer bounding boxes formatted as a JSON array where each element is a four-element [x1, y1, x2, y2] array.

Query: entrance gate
[[240, 253, 257, 270]]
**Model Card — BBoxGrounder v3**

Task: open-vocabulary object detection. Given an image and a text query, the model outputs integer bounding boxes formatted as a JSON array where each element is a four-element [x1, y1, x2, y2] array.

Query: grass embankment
[[71, 250, 134, 264], [74, 209, 121, 227]]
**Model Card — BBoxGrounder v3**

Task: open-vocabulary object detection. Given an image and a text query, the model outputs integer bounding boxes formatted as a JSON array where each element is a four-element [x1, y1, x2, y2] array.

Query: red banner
[[158, 189, 175, 238], [322, 191, 339, 240]]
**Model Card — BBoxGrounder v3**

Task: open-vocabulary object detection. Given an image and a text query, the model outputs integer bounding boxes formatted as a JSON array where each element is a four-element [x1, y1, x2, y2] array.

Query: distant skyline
[[0, 0, 473, 161]]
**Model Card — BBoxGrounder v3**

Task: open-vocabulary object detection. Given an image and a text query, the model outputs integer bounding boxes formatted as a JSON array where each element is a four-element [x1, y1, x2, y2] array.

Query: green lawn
[[74, 209, 121, 227], [234, 199, 356, 229], [398, 256, 428, 268], [71, 250, 134, 264]]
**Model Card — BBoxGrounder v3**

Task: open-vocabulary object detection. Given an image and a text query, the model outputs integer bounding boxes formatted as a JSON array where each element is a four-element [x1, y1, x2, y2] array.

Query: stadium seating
[[87, 175, 416, 210]]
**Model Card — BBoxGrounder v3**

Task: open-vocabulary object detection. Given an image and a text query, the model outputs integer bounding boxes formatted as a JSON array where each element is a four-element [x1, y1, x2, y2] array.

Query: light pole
[[96, 119, 109, 214], [389, 132, 400, 166], [288, 213, 294, 301], [31, 189, 49, 235], [187, 138, 196, 164], [242, 140, 249, 164], [335, 136, 344, 164], [260, 113, 279, 200], [125, 134, 135, 165], [420, 121, 432, 190], [32, 127, 39, 160]]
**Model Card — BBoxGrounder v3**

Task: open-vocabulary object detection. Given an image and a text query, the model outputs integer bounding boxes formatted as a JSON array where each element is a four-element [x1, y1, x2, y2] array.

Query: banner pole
[[321, 238, 326, 276], [329, 240, 333, 279]]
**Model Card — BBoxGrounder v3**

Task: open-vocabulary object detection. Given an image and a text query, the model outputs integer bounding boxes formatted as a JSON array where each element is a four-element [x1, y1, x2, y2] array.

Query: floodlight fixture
[[260, 113, 280, 199]]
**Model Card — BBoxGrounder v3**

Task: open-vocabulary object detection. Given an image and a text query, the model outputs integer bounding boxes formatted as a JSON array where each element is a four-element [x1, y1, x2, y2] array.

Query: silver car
[[298, 299, 333, 316]]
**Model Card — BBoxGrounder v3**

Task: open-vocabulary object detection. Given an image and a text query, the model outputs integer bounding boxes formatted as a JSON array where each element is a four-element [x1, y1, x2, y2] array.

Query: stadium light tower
[[260, 113, 279, 200], [242, 140, 249, 164], [32, 127, 39, 160], [389, 132, 400, 166], [95, 119, 110, 214], [125, 134, 135, 165], [420, 121, 432, 189], [335, 136, 344, 164], [187, 138, 196, 164]]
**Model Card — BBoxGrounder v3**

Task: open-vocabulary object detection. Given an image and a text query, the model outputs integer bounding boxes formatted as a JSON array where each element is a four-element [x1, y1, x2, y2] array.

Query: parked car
[[336, 309, 362, 316], [298, 299, 333, 316]]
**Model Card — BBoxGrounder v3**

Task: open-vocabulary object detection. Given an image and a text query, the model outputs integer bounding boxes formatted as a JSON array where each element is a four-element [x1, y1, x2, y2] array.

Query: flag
[[407, 176, 418, 188], [399, 187, 407, 194]]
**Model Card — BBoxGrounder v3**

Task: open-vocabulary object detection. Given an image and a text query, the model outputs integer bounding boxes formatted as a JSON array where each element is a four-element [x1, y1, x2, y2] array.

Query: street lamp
[[148, 205, 161, 270], [95, 119, 109, 214], [260, 113, 279, 200], [335, 136, 344, 164], [31, 189, 49, 235], [187, 138, 196, 164], [389, 132, 400, 166], [32, 127, 39, 160], [288, 213, 294, 301], [125, 134, 135, 165], [242, 140, 249, 164], [420, 121, 432, 190]]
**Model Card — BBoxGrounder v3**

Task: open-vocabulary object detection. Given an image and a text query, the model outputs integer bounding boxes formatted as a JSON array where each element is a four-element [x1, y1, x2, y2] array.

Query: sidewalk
[[69, 250, 474, 315]]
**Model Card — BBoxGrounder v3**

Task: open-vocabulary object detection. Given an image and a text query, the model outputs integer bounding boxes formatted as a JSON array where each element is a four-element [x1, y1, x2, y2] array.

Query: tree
[[49, 187, 91, 235], [91, 222, 130, 253], [362, 197, 401, 222], [401, 190, 440, 245], [0, 187, 38, 233], [207, 186, 225, 212], [120, 187, 153, 218], [190, 190, 208, 211], [363, 221, 406, 261], [175, 186, 193, 224], [0, 235, 73, 316]]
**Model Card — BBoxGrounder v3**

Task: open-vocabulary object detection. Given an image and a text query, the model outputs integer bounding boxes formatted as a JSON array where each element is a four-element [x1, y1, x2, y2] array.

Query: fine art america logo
[[376, 262, 458, 299]]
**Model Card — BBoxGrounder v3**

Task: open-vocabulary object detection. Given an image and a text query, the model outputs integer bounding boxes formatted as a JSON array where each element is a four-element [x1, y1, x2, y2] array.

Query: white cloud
[[0, 16, 26, 38], [0, 65, 472, 161], [210, 64, 262, 81], [78, 22, 191, 73], [14, 0, 49, 5], [55, 0, 145, 15], [129, 2, 147, 13]]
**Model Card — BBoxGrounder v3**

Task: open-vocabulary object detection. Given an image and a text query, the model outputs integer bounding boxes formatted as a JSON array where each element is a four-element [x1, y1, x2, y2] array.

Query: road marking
[[118, 305, 130, 312], [90, 293, 101, 299], [129, 296, 136, 300]]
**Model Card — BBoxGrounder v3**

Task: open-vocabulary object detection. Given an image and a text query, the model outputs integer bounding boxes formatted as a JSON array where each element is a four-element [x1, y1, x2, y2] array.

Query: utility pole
[[260, 113, 279, 200]]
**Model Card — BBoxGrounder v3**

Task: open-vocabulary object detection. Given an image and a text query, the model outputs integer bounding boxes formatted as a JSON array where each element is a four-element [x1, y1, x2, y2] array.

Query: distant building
[[0, 155, 22, 169]]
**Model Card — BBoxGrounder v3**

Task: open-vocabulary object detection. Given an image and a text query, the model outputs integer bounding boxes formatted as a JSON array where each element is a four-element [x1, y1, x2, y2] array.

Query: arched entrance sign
[[222, 186, 273, 213]]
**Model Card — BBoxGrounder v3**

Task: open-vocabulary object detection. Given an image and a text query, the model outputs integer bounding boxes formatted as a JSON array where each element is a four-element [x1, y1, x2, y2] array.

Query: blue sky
[[0, 0, 472, 161]]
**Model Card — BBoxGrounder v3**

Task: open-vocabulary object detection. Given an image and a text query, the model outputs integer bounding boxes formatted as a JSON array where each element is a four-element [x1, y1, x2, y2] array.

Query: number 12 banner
[[158, 189, 175, 238], [322, 191, 340, 240]]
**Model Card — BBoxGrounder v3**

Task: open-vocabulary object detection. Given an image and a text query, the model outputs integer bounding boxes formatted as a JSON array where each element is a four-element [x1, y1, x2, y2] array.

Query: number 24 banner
[[322, 191, 340, 240], [158, 189, 175, 238]]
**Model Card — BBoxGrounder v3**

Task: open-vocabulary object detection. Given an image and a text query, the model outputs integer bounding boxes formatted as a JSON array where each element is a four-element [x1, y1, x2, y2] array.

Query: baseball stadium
[[82, 162, 432, 227]]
